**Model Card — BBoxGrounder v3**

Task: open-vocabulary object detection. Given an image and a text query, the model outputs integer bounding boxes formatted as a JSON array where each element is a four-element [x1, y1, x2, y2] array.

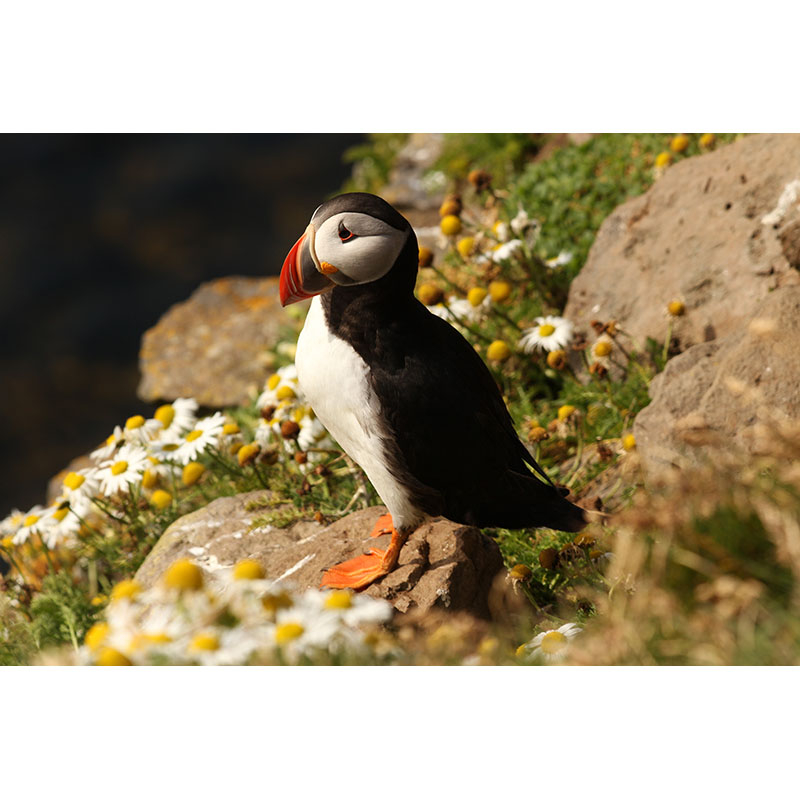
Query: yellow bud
[[622, 433, 637, 451], [141, 469, 158, 489], [324, 590, 354, 610], [90, 594, 107, 607], [190, 632, 220, 652], [467, 287, 488, 307], [486, 340, 511, 361], [546, 349, 567, 369], [182, 462, 205, 486], [267, 374, 281, 391], [593, 340, 612, 357], [262, 591, 293, 616], [558, 404, 576, 422], [655, 151, 672, 168], [456, 236, 475, 258], [110, 460, 128, 476], [96, 647, 132, 666], [418, 245, 434, 267], [699, 133, 716, 149], [233, 559, 265, 581], [154, 404, 175, 428], [222, 422, 240, 435], [63, 471, 85, 491], [125, 415, 145, 430], [439, 197, 462, 217], [150, 489, 173, 510], [670, 134, 689, 153], [238, 443, 260, 466], [276, 385, 296, 401], [164, 559, 204, 591], [417, 283, 444, 306], [509, 564, 532, 581], [667, 300, 685, 317], [440, 215, 462, 236], [85, 622, 109, 651], [111, 579, 141, 602], [488, 280, 512, 303]]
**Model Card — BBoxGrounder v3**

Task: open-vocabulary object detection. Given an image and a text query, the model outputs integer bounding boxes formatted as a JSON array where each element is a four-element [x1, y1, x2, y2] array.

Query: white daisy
[[520, 315, 574, 353], [172, 412, 226, 465], [425, 303, 452, 321], [61, 467, 100, 504], [42, 497, 90, 550], [152, 398, 199, 438], [545, 251, 574, 269], [272, 603, 341, 663], [0, 509, 24, 541], [491, 239, 524, 263], [257, 365, 302, 410], [12, 504, 48, 545], [520, 622, 581, 663], [90, 425, 124, 463], [446, 297, 487, 324], [96, 444, 149, 496], [510, 207, 534, 236]]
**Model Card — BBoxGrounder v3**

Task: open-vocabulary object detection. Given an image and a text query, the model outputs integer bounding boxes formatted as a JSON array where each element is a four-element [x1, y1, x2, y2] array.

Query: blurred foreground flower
[[518, 623, 581, 663]]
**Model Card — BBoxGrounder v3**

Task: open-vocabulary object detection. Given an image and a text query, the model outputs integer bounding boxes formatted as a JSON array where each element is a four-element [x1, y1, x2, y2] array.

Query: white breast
[[295, 297, 423, 531]]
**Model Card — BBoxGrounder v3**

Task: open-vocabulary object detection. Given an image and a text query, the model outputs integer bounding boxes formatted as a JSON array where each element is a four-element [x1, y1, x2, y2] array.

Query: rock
[[381, 133, 445, 213], [135, 491, 505, 620], [565, 133, 800, 353], [633, 286, 800, 473], [137, 276, 290, 407]]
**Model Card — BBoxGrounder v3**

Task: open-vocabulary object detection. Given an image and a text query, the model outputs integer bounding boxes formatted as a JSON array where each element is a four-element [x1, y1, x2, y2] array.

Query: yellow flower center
[[190, 633, 220, 652], [97, 647, 132, 666], [667, 300, 685, 317], [90, 594, 107, 607], [267, 373, 281, 391], [540, 631, 568, 655], [275, 622, 305, 644], [262, 592, 293, 616], [509, 564, 532, 581], [150, 489, 173, 510], [154, 404, 175, 428], [53, 507, 69, 522], [594, 341, 612, 357], [106, 433, 117, 446], [237, 443, 260, 466], [24, 514, 40, 527], [85, 622, 109, 651], [233, 559, 265, 581], [64, 471, 85, 490], [457, 236, 475, 258], [324, 590, 353, 610], [440, 214, 461, 236], [111, 461, 128, 476], [132, 632, 172, 650], [164, 559, 204, 591], [538, 323, 556, 337], [222, 422, 240, 435], [142, 469, 158, 489], [125, 415, 145, 430], [182, 462, 205, 486], [111, 579, 142, 602], [185, 430, 203, 442], [276, 385, 296, 401], [1, 536, 14, 548]]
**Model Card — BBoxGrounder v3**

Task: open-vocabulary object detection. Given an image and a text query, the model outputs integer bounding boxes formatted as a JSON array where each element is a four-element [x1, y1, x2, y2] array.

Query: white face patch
[[310, 211, 408, 285]]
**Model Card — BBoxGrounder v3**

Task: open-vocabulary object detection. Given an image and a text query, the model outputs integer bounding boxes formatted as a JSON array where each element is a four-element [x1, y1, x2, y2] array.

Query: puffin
[[279, 192, 587, 590]]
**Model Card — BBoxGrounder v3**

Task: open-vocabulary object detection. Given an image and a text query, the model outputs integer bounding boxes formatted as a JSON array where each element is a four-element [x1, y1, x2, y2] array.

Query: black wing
[[364, 301, 585, 531]]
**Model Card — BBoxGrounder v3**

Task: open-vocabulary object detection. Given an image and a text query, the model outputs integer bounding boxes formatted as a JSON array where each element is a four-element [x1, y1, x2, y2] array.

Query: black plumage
[[320, 208, 586, 534]]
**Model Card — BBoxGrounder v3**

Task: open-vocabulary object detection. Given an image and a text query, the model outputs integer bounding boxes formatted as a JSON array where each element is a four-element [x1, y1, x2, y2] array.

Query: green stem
[[662, 320, 674, 365]]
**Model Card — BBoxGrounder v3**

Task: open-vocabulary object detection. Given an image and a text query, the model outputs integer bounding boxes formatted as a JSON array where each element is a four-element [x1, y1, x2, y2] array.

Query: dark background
[[0, 133, 364, 516]]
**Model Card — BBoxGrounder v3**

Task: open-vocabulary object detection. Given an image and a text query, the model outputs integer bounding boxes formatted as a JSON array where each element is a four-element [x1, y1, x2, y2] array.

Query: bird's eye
[[338, 221, 356, 242]]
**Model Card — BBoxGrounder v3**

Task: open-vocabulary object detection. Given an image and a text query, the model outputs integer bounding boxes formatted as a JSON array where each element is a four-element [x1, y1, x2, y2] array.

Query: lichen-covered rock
[[634, 286, 800, 473], [137, 276, 290, 407], [135, 491, 505, 620], [565, 133, 800, 353]]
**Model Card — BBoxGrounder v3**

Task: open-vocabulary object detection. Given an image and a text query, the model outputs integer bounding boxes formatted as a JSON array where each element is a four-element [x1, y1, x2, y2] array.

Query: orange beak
[[279, 226, 334, 306]]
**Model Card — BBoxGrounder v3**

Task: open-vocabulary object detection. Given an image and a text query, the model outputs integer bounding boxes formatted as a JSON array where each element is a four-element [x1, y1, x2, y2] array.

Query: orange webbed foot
[[370, 513, 394, 538], [320, 523, 408, 591]]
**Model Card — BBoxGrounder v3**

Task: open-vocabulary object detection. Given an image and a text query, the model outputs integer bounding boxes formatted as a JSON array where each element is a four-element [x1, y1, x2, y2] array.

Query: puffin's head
[[279, 192, 415, 306]]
